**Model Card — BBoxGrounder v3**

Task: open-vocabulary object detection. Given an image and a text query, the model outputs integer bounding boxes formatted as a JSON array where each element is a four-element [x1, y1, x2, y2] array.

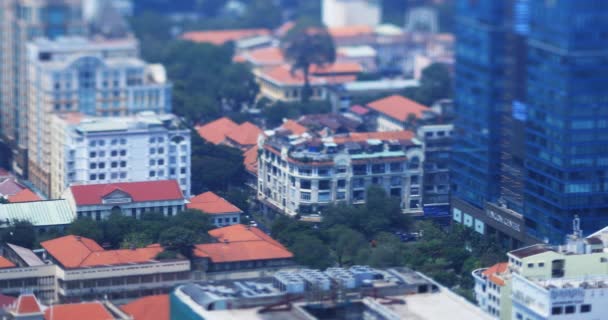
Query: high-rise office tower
[[0, 0, 86, 176], [452, 0, 608, 245]]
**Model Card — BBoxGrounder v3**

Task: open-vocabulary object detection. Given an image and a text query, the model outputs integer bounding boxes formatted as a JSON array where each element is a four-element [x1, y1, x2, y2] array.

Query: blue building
[[524, 0, 608, 243], [452, 0, 608, 245]]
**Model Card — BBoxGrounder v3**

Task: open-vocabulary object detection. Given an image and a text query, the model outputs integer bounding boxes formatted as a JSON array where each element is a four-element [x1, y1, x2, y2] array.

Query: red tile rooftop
[[333, 131, 414, 144], [0, 256, 15, 269], [226, 122, 263, 147], [181, 29, 270, 45], [258, 65, 326, 86], [69, 180, 184, 206], [280, 119, 308, 135], [195, 117, 239, 144], [350, 105, 370, 116], [194, 224, 293, 263], [367, 95, 430, 122], [7, 189, 42, 203], [328, 25, 374, 38], [44, 302, 114, 320], [41, 235, 163, 269], [121, 295, 169, 320], [243, 146, 259, 175], [244, 46, 285, 66], [187, 191, 242, 215], [13, 294, 42, 315], [482, 262, 509, 287]]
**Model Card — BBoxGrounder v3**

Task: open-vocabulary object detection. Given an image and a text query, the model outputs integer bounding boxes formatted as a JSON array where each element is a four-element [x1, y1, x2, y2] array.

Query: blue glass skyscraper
[[524, 0, 608, 243], [452, 0, 608, 245]]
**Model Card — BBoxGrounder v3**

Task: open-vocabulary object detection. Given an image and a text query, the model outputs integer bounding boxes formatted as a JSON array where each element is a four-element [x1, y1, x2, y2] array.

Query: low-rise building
[[63, 180, 186, 220], [253, 65, 328, 102], [181, 29, 271, 46], [187, 192, 242, 227], [0, 199, 75, 233], [121, 294, 169, 320], [50, 112, 191, 198], [171, 266, 490, 320], [257, 129, 424, 216], [472, 224, 608, 320], [195, 117, 262, 151], [367, 95, 434, 132], [192, 224, 294, 275], [41, 235, 191, 303]]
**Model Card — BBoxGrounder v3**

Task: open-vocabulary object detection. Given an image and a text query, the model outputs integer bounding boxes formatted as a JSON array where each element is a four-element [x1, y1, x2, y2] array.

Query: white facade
[[512, 274, 605, 320], [257, 134, 424, 216], [323, 0, 382, 28], [26, 36, 172, 196], [50, 112, 191, 198]]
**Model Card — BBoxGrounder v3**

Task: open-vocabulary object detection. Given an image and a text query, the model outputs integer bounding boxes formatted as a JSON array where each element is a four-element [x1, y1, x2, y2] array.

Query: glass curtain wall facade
[[524, 0, 608, 243]]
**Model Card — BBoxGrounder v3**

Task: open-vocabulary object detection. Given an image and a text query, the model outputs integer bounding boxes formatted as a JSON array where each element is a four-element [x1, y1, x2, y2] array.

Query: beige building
[[0, 0, 86, 176]]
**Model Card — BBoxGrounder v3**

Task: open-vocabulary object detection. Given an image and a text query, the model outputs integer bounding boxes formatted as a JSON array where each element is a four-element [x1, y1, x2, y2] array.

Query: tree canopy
[[281, 22, 336, 102]]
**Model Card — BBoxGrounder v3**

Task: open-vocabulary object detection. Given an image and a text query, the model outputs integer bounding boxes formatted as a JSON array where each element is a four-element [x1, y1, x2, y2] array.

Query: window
[[581, 304, 591, 313], [120, 161, 127, 168], [149, 148, 156, 154], [336, 191, 346, 200], [564, 305, 575, 314], [120, 172, 127, 178], [180, 167, 186, 174], [527, 263, 534, 268], [111, 150, 118, 157], [90, 163, 97, 169], [391, 176, 401, 186], [158, 147, 164, 154], [318, 180, 330, 190], [551, 307, 562, 315], [390, 162, 402, 172], [158, 159, 164, 165], [120, 150, 126, 156], [300, 192, 311, 201], [410, 175, 419, 184], [90, 174, 97, 180], [300, 180, 311, 189], [149, 171, 156, 177], [539, 262, 545, 267], [111, 173, 118, 179], [337, 180, 346, 188], [99, 162, 105, 169], [99, 173, 106, 180], [90, 152, 97, 158], [111, 161, 118, 168], [149, 159, 156, 166]]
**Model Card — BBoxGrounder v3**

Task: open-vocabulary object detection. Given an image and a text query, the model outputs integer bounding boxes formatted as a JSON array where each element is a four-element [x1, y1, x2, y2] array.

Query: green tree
[[326, 226, 366, 266], [404, 63, 452, 106], [103, 213, 137, 248], [281, 22, 336, 102], [191, 134, 246, 193], [1, 220, 37, 249], [290, 233, 335, 269], [172, 210, 214, 238], [67, 218, 103, 243], [120, 232, 154, 249], [159, 226, 199, 258]]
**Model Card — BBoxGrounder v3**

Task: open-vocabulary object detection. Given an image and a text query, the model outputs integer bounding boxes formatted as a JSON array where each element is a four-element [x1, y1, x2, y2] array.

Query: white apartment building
[[26, 36, 172, 196], [473, 224, 608, 320], [322, 0, 381, 28], [257, 130, 424, 217], [49, 112, 191, 198]]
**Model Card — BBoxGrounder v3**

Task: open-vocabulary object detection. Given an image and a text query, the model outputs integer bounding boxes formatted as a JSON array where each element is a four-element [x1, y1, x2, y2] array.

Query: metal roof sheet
[[0, 200, 75, 227]]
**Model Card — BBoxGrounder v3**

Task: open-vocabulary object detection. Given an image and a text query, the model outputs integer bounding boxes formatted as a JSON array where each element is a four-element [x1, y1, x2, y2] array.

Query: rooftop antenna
[[572, 215, 582, 239]]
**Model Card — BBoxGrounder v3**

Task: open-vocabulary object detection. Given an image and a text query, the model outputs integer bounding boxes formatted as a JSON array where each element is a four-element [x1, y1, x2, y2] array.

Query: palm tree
[[281, 22, 336, 102]]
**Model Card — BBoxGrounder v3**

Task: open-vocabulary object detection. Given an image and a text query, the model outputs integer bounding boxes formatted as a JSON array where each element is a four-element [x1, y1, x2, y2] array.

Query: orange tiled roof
[[281, 119, 308, 135], [367, 95, 431, 122], [367, 95, 430, 122], [333, 131, 414, 143], [195, 117, 239, 144], [328, 25, 374, 38], [0, 256, 15, 269], [13, 294, 41, 315], [482, 262, 509, 287], [187, 191, 242, 215], [258, 65, 325, 86], [226, 122, 263, 147], [244, 47, 285, 67], [181, 29, 270, 45], [193, 224, 293, 263], [7, 189, 42, 203], [121, 295, 169, 320], [41, 235, 163, 269], [44, 303, 114, 320], [243, 146, 259, 175], [311, 62, 363, 75]]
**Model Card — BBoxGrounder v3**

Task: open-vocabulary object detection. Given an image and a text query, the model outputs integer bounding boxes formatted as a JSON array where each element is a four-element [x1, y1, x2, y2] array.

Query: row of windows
[[89, 150, 127, 158], [90, 172, 127, 181], [90, 161, 127, 170], [550, 304, 591, 315]]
